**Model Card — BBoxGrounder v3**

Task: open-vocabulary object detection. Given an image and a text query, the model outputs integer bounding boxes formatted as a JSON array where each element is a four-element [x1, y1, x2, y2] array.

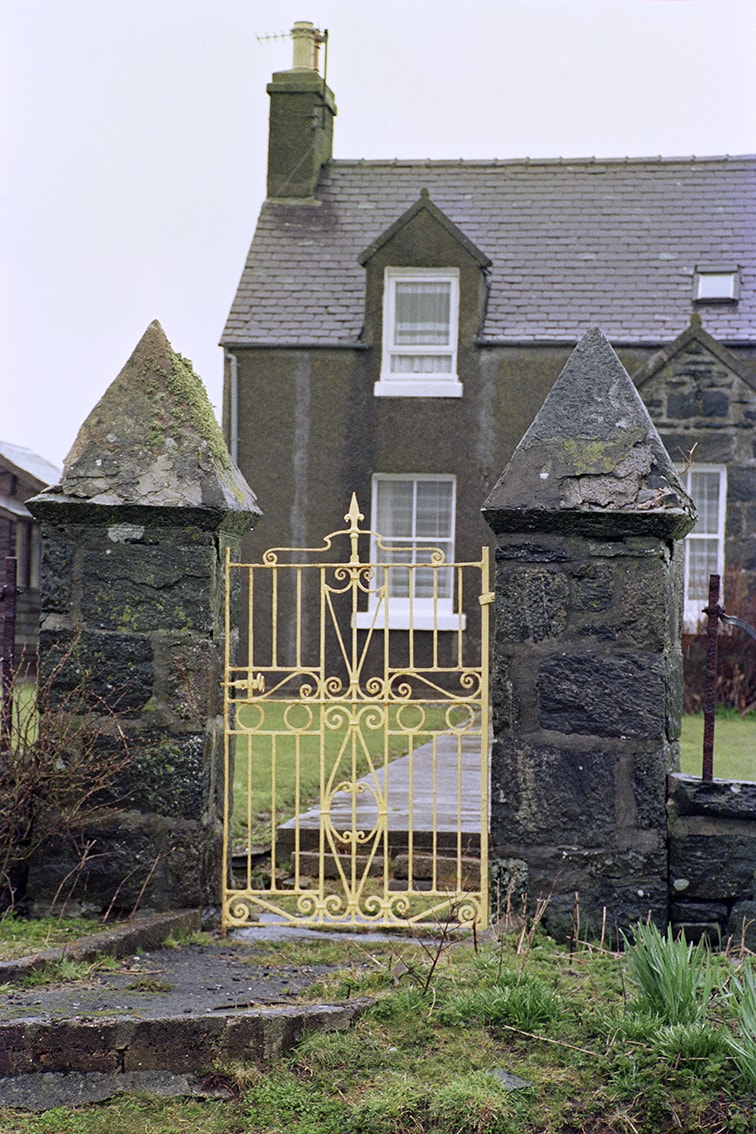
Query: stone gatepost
[[482, 329, 695, 940], [28, 321, 260, 914]]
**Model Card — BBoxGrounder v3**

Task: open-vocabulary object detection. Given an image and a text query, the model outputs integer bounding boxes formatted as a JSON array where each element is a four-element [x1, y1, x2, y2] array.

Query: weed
[[163, 928, 217, 949], [124, 976, 173, 992], [20, 952, 119, 987]]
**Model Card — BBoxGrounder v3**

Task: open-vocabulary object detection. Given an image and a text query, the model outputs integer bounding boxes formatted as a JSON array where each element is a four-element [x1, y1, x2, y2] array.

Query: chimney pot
[[291, 21, 319, 71]]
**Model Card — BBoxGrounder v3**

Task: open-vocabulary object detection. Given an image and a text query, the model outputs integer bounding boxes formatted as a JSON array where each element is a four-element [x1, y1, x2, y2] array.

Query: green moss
[[166, 351, 231, 470], [139, 350, 231, 471], [561, 438, 621, 475]]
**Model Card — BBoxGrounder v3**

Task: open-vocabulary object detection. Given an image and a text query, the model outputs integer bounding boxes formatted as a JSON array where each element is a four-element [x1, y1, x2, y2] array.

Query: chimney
[[266, 21, 337, 201]]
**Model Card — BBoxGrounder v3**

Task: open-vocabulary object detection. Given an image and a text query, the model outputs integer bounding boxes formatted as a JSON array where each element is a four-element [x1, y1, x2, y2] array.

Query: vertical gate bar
[[221, 546, 232, 932], [295, 567, 302, 670], [408, 564, 415, 670], [382, 591, 390, 912], [383, 700, 390, 901], [246, 734, 253, 889], [456, 729, 463, 891], [252, 562, 258, 675], [407, 734, 414, 890], [271, 566, 278, 669], [350, 723, 357, 902], [702, 572, 721, 782], [432, 731, 438, 891], [456, 566, 464, 669], [432, 569, 439, 670], [294, 730, 301, 890], [318, 564, 326, 912], [479, 548, 491, 929], [270, 732, 277, 881]]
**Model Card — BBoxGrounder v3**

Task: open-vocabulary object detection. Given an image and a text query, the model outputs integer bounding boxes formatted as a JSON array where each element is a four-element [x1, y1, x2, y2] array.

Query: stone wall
[[28, 321, 259, 915], [668, 774, 756, 949], [484, 329, 696, 940]]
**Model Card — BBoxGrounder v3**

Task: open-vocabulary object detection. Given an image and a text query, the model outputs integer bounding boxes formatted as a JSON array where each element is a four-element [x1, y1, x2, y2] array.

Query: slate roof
[[0, 441, 60, 488], [222, 156, 756, 348]]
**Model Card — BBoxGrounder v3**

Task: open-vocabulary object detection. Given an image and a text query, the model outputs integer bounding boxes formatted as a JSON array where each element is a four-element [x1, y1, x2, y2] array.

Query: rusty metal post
[[1, 555, 17, 755], [702, 573, 721, 782]]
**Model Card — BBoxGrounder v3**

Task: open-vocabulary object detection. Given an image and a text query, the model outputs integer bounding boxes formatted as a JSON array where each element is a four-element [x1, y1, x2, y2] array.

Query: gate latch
[[248, 672, 265, 695]]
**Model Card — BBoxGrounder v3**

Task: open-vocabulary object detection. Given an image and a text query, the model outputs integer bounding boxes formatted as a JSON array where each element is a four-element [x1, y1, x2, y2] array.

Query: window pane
[[390, 354, 452, 373], [697, 273, 735, 300], [376, 480, 413, 538], [416, 481, 454, 539], [689, 471, 720, 535], [688, 539, 720, 601], [394, 282, 451, 345], [373, 477, 455, 604]]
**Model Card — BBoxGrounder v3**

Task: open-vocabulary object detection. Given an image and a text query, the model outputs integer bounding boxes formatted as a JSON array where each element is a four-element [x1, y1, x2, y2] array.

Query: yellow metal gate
[[222, 496, 490, 931]]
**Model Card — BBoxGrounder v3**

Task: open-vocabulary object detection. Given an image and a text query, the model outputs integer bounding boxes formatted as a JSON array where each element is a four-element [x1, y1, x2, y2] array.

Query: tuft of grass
[[20, 953, 120, 987], [438, 977, 560, 1032], [622, 920, 715, 1025], [723, 963, 756, 1088], [0, 913, 108, 962]]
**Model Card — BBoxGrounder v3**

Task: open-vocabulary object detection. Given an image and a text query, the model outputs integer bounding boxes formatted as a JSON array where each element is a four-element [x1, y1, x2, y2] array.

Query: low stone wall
[[667, 773, 756, 949]]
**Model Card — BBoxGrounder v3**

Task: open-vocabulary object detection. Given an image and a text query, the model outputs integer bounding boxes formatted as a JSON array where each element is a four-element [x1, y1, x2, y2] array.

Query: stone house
[[221, 22, 756, 663], [0, 441, 59, 665]]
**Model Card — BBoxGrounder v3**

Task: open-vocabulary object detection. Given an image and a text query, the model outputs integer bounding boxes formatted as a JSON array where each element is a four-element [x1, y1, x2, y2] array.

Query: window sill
[[353, 610, 467, 631], [374, 377, 463, 398]]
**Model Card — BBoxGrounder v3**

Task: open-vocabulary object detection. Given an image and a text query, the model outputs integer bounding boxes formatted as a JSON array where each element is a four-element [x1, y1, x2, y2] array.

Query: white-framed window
[[679, 465, 727, 629], [353, 474, 465, 630], [375, 268, 462, 398], [693, 267, 740, 303]]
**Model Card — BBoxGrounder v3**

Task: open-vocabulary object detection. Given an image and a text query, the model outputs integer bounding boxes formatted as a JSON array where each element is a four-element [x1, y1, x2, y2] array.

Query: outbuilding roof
[[222, 155, 756, 348]]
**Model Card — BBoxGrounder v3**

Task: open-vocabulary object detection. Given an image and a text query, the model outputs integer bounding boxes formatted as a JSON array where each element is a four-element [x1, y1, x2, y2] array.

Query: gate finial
[[345, 494, 364, 565]]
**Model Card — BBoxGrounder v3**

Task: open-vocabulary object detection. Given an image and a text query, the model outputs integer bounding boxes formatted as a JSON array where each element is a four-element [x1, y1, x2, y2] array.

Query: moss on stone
[[560, 438, 624, 475], [165, 350, 231, 470]]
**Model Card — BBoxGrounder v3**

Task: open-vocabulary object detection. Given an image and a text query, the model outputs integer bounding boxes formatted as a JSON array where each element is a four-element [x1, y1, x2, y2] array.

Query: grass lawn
[[2, 926, 753, 1133], [0, 914, 110, 962], [679, 712, 755, 781]]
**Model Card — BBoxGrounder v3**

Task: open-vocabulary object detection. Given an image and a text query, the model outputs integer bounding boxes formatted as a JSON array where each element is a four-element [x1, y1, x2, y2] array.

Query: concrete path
[[281, 730, 490, 837], [0, 912, 370, 1111]]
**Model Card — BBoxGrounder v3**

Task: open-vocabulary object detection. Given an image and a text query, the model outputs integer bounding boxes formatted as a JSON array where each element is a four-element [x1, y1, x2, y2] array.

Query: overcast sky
[[2, 0, 755, 470]]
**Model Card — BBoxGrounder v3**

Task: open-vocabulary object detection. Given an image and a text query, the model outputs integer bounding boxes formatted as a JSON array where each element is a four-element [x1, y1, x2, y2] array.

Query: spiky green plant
[[622, 920, 715, 1025], [723, 964, 756, 1089]]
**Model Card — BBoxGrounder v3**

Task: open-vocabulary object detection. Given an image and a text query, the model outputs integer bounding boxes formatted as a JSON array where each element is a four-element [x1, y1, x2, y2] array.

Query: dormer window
[[375, 268, 462, 397], [693, 266, 740, 303]]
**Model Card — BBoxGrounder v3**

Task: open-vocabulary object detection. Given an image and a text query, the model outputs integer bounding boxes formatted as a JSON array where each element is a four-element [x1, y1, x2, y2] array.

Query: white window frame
[[374, 267, 463, 398], [693, 267, 740, 303], [678, 465, 727, 630], [353, 473, 466, 631]]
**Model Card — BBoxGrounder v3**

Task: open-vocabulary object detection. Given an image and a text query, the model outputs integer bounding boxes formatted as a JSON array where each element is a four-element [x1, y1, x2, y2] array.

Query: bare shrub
[[683, 564, 756, 715], [0, 641, 130, 913]]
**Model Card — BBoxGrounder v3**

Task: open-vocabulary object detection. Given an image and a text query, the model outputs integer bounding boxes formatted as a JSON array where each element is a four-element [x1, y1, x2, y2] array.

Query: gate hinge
[[479, 592, 495, 606]]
